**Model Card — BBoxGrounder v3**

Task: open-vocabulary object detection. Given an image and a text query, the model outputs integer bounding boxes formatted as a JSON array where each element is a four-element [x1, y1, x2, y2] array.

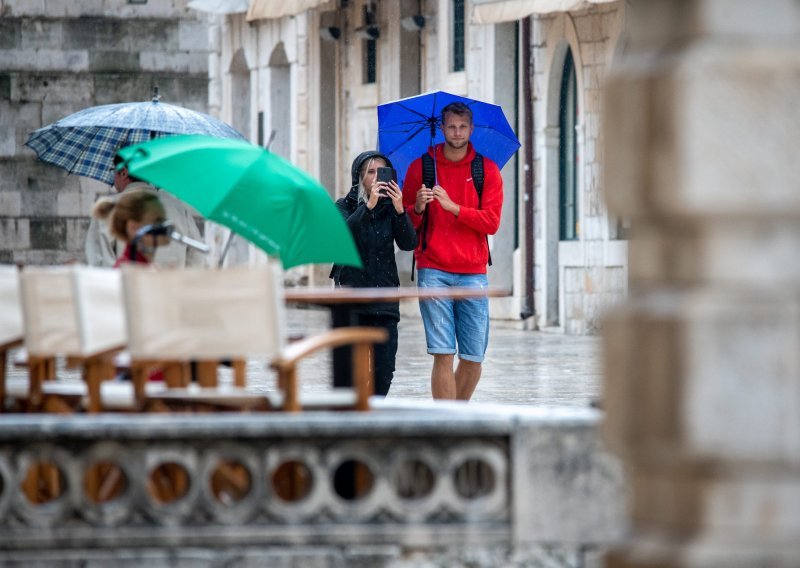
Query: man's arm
[[454, 160, 503, 235]]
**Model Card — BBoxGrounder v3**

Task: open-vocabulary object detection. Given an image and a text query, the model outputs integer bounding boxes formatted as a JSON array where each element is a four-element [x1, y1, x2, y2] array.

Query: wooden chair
[[71, 266, 140, 412], [120, 264, 387, 412], [14, 265, 155, 413], [0, 264, 24, 412]]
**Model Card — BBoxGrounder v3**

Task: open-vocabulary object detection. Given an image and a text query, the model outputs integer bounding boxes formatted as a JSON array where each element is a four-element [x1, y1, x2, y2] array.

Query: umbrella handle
[[218, 230, 237, 268]]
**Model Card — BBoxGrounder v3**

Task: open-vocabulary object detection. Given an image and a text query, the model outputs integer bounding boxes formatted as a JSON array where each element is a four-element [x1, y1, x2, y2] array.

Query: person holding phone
[[402, 102, 504, 401], [330, 151, 418, 396]]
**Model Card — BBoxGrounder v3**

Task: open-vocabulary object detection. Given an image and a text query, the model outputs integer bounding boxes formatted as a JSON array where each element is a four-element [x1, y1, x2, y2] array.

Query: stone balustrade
[[0, 402, 626, 566]]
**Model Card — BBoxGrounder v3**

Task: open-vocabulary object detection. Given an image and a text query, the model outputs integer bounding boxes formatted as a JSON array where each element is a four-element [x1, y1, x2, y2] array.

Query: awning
[[471, 0, 617, 25], [246, 0, 330, 21], [187, 0, 249, 14]]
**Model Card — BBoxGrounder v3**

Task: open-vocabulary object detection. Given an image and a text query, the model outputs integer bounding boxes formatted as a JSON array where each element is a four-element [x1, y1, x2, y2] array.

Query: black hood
[[347, 151, 393, 201]]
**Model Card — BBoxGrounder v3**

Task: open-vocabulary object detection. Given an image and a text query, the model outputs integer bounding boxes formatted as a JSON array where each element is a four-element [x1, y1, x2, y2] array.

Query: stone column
[[602, 0, 800, 566]]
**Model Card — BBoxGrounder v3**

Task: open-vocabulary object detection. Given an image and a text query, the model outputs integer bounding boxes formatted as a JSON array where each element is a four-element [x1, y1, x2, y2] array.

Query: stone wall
[[0, 404, 627, 567], [602, 0, 800, 564], [531, 4, 628, 334], [0, 0, 210, 265]]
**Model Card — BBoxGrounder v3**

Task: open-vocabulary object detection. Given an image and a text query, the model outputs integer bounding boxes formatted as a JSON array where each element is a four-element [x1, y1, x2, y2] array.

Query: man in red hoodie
[[402, 102, 503, 401]]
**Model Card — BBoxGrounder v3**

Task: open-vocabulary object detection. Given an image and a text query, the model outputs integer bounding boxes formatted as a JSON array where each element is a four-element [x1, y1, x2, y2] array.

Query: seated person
[[92, 189, 169, 266]]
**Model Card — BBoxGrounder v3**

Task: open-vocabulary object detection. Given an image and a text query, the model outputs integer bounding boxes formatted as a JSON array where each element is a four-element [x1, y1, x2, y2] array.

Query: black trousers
[[353, 313, 398, 397]]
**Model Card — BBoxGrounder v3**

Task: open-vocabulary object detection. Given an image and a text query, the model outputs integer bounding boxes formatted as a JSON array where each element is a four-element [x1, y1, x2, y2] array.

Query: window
[[363, 38, 377, 84], [451, 0, 465, 72], [559, 49, 578, 241], [362, 5, 377, 84]]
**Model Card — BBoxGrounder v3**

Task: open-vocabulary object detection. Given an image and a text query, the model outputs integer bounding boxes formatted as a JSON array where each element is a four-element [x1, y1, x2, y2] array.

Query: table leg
[[330, 304, 356, 388]]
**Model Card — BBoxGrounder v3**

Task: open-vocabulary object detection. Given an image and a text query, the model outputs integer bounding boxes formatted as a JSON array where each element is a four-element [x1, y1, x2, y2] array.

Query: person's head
[[92, 189, 166, 244], [350, 151, 393, 201], [440, 102, 474, 151], [112, 153, 144, 193]]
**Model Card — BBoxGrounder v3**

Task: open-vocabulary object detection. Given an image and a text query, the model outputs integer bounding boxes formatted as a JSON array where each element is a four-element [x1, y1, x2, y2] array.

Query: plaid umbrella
[[25, 92, 245, 185]]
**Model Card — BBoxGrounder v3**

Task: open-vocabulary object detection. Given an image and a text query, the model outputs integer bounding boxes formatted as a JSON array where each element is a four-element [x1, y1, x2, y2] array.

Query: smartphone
[[376, 166, 396, 184]]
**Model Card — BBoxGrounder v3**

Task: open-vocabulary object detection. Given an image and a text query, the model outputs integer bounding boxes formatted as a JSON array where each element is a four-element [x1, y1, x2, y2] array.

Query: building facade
[[202, 0, 627, 333], [1, 0, 629, 335]]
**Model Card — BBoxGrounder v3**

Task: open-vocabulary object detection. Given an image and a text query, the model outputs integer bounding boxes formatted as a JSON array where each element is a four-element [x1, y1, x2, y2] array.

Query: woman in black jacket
[[330, 151, 418, 396]]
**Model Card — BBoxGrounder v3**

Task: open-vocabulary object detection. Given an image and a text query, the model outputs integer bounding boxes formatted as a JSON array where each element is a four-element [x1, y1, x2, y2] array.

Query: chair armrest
[[269, 326, 389, 412], [271, 327, 388, 372]]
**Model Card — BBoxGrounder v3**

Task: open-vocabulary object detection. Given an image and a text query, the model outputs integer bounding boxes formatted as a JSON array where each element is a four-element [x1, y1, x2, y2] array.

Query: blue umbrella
[[377, 90, 520, 186], [25, 90, 245, 185]]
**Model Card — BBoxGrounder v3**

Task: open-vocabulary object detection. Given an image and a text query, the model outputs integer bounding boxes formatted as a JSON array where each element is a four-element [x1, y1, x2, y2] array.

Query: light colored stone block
[[606, 43, 800, 219], [179, 19, 209, 52], [628, 220, 800, 287], [56, 191, 82, 217], [564, 267, 583, 293], [0, 192, 22, 216], [0, 218, 30, 249], [65, 218, 88, 253], [631, 468, 800, 541], [603, 290, 800, 465], [20, 18, 63, 50], [512, 421, 628, 545], [4, 0, 46, 16], [36, 49, 89, 72], [139, 51, 207, 74], [16, 74, 94, 104], [62, 0, 103, 17]]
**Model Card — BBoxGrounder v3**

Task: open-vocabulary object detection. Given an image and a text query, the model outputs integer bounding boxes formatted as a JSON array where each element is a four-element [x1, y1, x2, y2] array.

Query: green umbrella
[[117, 135, 361, 269]]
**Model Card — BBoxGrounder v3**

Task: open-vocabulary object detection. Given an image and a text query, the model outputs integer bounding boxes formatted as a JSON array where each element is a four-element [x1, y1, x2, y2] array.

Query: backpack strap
[[418, 153, 435, 254], [421, 152, 436, 189], [471, 152, 484, 199], [471, 153, 492, 266], [410, 153, 436, 281]]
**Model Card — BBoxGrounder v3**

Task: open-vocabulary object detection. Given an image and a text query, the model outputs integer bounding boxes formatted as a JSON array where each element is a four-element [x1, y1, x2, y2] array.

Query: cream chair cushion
[[121, 265, 286, 361], [0, 264, 22, 346]]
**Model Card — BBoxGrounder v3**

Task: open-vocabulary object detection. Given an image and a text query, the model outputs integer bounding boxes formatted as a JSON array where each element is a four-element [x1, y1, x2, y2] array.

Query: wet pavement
[[6, 306, 603, 408], [283, 305, 602, 407]]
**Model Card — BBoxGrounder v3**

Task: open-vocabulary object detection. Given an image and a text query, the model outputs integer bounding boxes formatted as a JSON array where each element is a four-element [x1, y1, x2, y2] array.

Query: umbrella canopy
[[25, 94, 245, 186], [377, 90, 520, 186], [117, 135, 362, 270]]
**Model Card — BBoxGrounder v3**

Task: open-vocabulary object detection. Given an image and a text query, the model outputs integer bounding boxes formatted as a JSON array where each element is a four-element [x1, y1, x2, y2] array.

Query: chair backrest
[[72, 266, 126, 355], [19, 266, 79, 356], [0, 264, 23, 347], [121, 264, 286, 361], [19, 266, 127, 358]]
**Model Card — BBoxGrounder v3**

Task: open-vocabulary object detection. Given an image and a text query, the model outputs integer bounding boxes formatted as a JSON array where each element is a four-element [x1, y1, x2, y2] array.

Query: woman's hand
[[366, 183, 382, 210], [383, 180, 404, 214]]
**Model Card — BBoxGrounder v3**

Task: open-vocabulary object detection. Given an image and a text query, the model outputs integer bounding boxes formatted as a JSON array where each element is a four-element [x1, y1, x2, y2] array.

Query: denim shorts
[[417, 268, 490, 363]]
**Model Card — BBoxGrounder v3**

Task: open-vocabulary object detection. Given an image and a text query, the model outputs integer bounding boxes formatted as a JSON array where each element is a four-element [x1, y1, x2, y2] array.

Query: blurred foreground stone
[[0, 404, 626, 567]]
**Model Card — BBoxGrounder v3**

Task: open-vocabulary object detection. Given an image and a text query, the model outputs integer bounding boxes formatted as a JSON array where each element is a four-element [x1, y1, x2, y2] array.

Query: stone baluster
[[602, 0, 800, 565]]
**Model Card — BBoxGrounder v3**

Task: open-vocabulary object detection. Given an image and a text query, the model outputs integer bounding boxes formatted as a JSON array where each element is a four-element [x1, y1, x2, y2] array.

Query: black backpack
[[411, 152, 491, 280]]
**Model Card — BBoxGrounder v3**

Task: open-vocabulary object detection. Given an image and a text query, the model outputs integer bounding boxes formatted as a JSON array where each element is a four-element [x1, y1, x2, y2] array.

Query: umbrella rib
[[382, 122, 432, 157], [388, 101, 434, 122]]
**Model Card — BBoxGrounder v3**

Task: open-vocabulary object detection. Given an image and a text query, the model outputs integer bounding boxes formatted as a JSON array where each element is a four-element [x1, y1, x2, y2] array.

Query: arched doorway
[[269, 43, 291, 160], [544, 38, 581, 328]]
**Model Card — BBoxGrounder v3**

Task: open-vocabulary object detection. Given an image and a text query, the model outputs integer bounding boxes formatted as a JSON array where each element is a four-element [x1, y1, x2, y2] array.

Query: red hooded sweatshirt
[[402, 143, 503, 274]]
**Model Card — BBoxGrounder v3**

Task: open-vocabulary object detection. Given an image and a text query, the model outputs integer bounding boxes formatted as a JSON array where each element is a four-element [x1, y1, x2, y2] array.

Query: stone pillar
[[602, 0, 800, 565]]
